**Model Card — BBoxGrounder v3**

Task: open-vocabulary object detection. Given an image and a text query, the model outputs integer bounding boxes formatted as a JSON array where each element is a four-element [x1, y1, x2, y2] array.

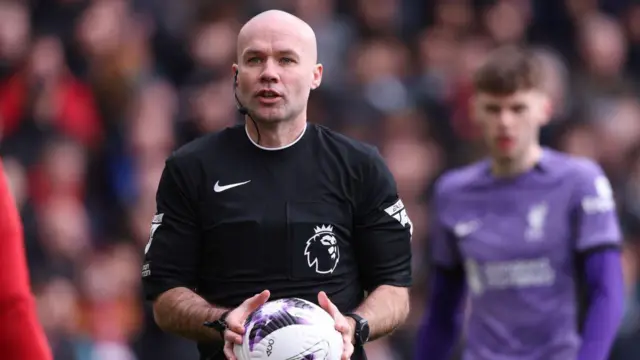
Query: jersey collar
[[483, 147, 551, 179], [245, 123, 308, 151]]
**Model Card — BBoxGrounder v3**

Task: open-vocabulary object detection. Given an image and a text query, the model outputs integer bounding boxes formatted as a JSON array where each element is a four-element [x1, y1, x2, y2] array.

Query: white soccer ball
[[234, 298, 343, 360]]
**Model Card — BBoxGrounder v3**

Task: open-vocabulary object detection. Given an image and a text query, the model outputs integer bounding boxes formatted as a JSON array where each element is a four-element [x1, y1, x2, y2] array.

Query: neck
[[245, 116, 307, 149], [491, 145, 543, 177]]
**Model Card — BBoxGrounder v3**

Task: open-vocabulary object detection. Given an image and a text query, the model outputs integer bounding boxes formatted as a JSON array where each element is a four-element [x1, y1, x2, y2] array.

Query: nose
[[496, 111, 515, 130], [259, 59, 280, 84]]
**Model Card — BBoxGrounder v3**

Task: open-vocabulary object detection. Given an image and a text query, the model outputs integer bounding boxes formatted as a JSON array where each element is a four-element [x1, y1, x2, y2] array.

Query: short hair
[[473, 46, 543, 95]]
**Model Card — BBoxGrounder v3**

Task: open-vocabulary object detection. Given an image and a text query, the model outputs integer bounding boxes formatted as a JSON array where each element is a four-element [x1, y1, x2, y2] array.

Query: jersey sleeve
[[429, 177, 462, 269], [353, 149, 412, 291], [573, 161, 622, 252], [0, 161, 53, 360], [142, 156, 201, 301]]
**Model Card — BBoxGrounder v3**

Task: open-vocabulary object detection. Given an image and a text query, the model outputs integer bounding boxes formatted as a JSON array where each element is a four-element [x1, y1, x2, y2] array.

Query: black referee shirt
[[142, 123, 413, 359]]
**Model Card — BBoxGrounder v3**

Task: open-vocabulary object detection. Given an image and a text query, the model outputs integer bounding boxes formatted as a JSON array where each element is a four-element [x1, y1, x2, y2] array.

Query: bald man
[[142, 10, 412, 360]]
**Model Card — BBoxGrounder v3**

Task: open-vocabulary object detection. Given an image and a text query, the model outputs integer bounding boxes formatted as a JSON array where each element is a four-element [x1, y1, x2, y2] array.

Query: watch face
[[360, 322, 370, 342]]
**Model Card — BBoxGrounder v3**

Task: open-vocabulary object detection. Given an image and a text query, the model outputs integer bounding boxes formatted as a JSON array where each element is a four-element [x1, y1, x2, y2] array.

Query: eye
[[247, 57, 262, 64], [280, 57, 295, 64], [485, 105, 501, 114], [511, 104, 527, 114]]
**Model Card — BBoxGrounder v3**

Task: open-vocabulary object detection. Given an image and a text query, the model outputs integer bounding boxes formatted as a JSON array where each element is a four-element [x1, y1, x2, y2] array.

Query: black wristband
[[344, 312, 370, 347], [203, 310, 231, 338]]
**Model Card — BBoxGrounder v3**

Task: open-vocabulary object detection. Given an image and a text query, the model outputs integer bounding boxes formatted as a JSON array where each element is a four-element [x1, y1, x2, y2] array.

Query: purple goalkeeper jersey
[[430, 148, 622, 360]]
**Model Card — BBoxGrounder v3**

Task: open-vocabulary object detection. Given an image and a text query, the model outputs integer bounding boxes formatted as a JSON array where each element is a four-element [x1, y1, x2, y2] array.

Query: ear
[[538, 93, 553, 126], [310, 63, 323, 90], [231, 64, 239, 83]]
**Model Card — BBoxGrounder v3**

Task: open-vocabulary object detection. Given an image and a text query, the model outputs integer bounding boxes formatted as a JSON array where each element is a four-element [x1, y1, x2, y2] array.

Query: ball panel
[[234, 298, 343, 360], [244, 298, 336, 351], [244, 324, 343, 360], [285, 298, 335, 325], [246, 305, 301, 350]]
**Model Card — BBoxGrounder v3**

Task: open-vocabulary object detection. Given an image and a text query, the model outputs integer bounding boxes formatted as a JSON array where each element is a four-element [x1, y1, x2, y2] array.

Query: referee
[[142, 10, 413, 360]]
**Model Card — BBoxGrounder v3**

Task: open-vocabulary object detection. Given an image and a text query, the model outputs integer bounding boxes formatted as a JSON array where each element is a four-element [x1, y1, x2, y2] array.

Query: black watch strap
[[203, 310, 231, 338], [344, 312, 370, 346]]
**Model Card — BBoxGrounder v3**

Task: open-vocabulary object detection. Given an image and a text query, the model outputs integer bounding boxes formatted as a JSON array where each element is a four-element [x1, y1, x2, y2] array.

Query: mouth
[[256, 89, 282, 98], [495, 136, 514, 151], [255, 89, 282, 105]]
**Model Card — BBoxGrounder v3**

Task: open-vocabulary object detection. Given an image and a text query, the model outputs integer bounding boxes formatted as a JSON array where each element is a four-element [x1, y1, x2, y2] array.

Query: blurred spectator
[[0, 1, 30, 78], [0, 34, 101, 166]]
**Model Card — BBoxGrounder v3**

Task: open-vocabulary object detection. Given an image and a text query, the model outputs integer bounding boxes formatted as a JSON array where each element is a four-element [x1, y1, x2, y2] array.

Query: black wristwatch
[[203, 310, 231, 338], [344, 312, 370, 346]]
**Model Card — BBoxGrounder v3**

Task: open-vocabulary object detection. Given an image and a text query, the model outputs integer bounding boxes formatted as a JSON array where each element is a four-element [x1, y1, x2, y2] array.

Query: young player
[[415, 46, 625, 360]]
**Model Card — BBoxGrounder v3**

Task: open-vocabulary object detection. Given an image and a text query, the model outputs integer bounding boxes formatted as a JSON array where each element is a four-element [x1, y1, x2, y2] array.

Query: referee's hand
[[223, 290, 271, 360], [318, 291, 355, 360]]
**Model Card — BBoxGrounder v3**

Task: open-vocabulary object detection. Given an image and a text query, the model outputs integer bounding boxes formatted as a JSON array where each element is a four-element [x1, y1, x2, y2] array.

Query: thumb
[[228, 290, 271, 334], [242, 290, 271, 315], [318, 291, 335, 316]]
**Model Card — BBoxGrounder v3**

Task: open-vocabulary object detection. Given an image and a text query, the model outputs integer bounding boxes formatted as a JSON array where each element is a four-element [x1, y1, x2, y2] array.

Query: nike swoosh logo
[[214, 180, 251, 192]]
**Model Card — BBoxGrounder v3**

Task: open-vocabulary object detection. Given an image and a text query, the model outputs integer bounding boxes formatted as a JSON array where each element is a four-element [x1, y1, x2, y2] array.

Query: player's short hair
[[473, 45, 543, 95]]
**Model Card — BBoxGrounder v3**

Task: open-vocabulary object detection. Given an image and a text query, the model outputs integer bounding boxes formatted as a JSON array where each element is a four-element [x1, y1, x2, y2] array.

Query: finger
[[332, 313, 348, 332], [223, 341, 237, 360], [228, 290, 271, 334], [327, 300, 341, 316], [224, 329, 243, 345], [242, 290, 271, 315], [342, 332, 352, 345], [317, 291, 335, 316], [342, 342, 354, 360], [334, 318, 349, 333], [340, 324, 352, 343], [321, 292, 342, 321], [318, 291, 328, 309], [226, 319, 246, 335]]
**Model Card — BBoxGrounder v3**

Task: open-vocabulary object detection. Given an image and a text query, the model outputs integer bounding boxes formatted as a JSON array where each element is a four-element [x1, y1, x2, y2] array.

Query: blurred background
[[1, 0, 640, 359]]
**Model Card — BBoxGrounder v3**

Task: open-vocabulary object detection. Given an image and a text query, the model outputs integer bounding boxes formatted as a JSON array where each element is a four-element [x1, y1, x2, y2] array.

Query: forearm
[[153, 287, 230, 342], [415, 267, 466, 360], [578, 249, 625, 360], [351, 285, 410, 341]]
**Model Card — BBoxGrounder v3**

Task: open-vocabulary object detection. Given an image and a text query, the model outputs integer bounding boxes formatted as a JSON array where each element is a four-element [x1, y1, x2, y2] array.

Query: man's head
[[233, 10, 323, 125], [472, 46, 551, 165]]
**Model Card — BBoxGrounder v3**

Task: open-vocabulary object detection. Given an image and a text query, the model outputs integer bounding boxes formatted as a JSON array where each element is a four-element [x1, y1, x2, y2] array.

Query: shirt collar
[[483, 147, 551, 178]]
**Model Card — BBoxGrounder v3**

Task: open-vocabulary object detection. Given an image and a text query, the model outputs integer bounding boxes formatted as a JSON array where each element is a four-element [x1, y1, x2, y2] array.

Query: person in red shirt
[[0, 159, 52, 360]]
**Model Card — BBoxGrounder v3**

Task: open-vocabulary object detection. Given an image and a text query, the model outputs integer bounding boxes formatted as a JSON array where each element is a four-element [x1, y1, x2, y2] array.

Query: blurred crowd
[[1, 0, 640, 359]]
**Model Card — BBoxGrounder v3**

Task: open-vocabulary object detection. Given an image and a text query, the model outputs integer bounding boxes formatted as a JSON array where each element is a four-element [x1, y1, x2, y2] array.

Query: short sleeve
[[429, 178, 462, 269], [142, 157, 201, 301], [353, 149, 412, 291], [573, 162, 622, 252]]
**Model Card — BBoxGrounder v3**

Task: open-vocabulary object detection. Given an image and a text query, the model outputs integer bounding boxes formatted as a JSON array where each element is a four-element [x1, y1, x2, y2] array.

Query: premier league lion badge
[[304, 224, 340, 274]]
